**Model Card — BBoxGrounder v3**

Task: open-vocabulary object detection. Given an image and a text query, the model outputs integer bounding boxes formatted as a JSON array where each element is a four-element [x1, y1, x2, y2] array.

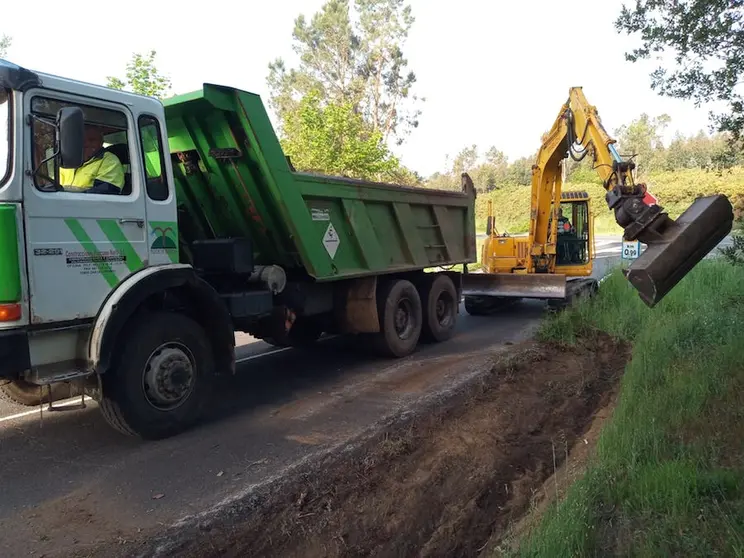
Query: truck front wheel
[[373, 279, 422, 358], [99, 312, 213, 440]]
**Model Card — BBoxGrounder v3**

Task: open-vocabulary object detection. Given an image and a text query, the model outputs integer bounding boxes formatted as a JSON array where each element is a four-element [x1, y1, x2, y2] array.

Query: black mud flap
[[625, 194, 733, 307]]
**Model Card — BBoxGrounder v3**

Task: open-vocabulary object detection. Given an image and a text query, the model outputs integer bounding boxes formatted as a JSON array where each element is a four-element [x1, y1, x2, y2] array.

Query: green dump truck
[[0, 59, 477, 438]]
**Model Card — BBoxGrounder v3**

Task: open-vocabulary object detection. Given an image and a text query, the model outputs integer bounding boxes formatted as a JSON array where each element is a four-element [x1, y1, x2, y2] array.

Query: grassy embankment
[[508, 258, 744, 556], [476, 167, 744, 235]]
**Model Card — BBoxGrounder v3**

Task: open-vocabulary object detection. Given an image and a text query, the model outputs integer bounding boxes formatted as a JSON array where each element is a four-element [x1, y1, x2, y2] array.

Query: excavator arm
[[536, 87, 734, 307]]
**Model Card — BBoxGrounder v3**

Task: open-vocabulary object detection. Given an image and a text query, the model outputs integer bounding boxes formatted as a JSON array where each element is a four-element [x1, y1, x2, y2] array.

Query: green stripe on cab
[[0, 205, 21, 303]]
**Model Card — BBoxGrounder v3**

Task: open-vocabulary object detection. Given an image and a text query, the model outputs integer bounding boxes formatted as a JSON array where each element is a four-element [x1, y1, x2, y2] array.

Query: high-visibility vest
[[557, 217, 571, 233], [60, 150, 124, 192]]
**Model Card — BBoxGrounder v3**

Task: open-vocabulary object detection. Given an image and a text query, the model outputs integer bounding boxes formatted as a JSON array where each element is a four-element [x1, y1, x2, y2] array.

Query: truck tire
[[421, 274, 458, 342], [0, 379, 77, 407], [373, 279, 422, 358], [99, 312, 213, 440]]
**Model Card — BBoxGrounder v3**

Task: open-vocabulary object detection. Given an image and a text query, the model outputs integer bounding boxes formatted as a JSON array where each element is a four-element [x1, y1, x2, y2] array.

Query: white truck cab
[[0, 59, 235, 439]]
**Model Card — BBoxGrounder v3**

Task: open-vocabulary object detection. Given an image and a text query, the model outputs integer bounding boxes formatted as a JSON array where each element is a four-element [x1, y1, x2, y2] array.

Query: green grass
[[510, 261, 744, 557], [476, 167, 744, 235]]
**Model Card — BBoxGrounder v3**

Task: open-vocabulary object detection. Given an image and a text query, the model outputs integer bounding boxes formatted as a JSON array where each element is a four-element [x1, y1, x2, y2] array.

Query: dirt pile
[[165, 331, 629, 558]]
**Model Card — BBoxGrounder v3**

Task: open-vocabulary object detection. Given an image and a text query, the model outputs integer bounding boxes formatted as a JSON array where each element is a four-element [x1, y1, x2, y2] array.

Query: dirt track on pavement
[[138, 331, 630, 558]]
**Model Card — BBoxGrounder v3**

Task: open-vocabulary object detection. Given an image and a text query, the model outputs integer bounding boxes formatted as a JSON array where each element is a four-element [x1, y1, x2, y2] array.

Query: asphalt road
[[0, 235, 729, 556]]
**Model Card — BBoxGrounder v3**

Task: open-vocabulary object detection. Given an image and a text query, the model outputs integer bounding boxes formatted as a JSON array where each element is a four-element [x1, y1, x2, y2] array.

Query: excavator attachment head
[[625, 194, 733, 307], [462, 272, 567, 299]]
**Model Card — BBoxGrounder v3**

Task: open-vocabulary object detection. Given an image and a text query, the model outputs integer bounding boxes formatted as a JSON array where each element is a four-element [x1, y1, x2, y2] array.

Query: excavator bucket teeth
[[625, 194, 733, 308], [462, 272, 567, 299]]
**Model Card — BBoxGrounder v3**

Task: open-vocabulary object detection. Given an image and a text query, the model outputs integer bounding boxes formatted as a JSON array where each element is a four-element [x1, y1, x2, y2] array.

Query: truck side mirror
[[56, 107, 84, 168]]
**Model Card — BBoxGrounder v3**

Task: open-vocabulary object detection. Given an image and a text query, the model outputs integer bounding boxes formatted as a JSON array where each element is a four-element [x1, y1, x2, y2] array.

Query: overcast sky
[[2, 0, 722, 177]]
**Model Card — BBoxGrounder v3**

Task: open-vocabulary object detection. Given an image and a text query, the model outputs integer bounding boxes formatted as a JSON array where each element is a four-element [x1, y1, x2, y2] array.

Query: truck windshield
[[0, 88, 8, 185]]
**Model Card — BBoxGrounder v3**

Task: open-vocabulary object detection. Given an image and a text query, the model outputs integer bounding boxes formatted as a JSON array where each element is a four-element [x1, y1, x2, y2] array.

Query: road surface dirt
[[74, 330, 629, 558]]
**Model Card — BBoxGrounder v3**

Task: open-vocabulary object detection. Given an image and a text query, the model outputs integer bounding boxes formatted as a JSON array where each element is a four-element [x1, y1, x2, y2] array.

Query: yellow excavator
[[462, 87, 734, 313]]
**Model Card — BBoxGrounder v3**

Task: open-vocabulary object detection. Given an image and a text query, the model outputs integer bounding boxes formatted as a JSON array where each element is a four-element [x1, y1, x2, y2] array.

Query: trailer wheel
[[0, 379, 77, 407], [374, 279, 422, 357], [99, 312, 212, 440], [421, 274, 458, 342]]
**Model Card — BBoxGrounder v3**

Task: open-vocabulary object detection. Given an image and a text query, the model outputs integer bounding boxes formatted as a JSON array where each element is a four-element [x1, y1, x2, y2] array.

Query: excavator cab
[[553, 192, 592, 275]]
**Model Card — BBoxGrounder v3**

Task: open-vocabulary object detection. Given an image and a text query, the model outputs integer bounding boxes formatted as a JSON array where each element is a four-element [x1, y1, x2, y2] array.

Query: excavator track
[[463, 295, 521, 316]]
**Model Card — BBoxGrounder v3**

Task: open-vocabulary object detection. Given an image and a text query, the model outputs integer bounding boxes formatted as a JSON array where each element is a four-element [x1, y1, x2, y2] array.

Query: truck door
[[23, 91, 148, 323]]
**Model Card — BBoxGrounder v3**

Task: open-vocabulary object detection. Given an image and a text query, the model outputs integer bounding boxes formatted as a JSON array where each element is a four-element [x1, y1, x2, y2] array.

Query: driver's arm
[[86, 151, 125, 194]]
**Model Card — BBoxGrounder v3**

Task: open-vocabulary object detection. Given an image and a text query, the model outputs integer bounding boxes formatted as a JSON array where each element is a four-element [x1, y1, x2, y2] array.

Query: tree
[[614, 113, 671, 174], [485, 147, 508, 168], [452, 145, 479, 175], [425, 171, 458, 191], [356, 0, 420, 143], [615, 1, 744, 140], [505, 156, 533, 186], [106, 51, 171, 99], [0, 35, 11, 58], [267, 0, 422, 146], [280, 89, 401, 181], [564, 156, 601, 184]]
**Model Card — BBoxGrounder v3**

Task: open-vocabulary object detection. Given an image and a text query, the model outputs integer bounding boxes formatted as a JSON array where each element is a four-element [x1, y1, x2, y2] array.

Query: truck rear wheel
[[99, 312, 213, 440], [0, 379, 77, 407], [421, 274, 458, 342], [373, 279, 422, 358]]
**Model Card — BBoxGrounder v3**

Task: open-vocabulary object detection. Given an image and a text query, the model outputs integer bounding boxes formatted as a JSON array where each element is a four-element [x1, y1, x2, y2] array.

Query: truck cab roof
[[0, 58, 163, 114]]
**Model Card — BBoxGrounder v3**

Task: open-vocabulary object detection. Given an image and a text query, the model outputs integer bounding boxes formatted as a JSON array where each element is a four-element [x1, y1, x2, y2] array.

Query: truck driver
[[59, 123, 125, 195]]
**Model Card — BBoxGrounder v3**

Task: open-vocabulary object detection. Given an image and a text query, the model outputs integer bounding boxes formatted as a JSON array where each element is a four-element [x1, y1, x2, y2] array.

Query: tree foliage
[[281, 90, 402, 181], [615, 1, 744, 140], [424, 144, 534, 192], [106, 51, 171, 99], [720, 233, 744, 266], [0, 34, 11, 58], [614, 112, 671, 173], [268, 0, 421, 146]]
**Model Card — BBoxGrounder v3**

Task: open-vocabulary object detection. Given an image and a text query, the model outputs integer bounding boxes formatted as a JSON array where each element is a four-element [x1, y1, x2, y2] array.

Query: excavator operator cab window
[[555, 200, 590, 266]]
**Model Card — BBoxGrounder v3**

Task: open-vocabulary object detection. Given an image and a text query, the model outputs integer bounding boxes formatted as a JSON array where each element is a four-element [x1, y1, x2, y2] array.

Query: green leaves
[[614, 113, 671, 174], [268, 0, 421, 146], [0, 34, 11, 59], [270, 0, 421, 183], [424, 145, 534, 192], [616, 1, 744, 140], [106, 51, 171, 99], [281, 90, 401, 182]]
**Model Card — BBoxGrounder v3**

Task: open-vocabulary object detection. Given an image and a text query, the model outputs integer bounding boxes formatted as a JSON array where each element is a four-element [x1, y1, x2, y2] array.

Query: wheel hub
[[435, 292, 454, 327], [394, 299, 414, 339], [142, 343, 196, 411]]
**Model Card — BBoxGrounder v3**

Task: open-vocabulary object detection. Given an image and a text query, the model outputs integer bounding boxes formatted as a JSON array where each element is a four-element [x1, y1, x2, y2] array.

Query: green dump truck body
[[163, 84, 477, 281]]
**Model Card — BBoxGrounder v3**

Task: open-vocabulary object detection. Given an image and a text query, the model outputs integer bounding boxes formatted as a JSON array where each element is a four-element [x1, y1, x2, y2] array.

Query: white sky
[[2, 0, 723, 177]]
